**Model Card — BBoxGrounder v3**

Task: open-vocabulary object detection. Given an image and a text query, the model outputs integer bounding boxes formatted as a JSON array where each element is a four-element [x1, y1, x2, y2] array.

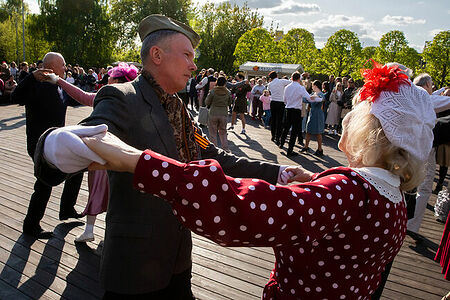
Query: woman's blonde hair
[[343, 100, 424, 191]]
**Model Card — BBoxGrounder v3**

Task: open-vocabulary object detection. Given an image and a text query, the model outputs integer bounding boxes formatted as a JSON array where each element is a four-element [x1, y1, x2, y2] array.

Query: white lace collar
[[351, 167, 404, 204]]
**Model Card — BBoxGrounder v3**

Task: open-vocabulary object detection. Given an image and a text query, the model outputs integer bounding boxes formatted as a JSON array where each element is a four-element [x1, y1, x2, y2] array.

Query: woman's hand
[[32, 69, 58, 84], [284, 166, 313, 183], [82, 132, 142, 173]]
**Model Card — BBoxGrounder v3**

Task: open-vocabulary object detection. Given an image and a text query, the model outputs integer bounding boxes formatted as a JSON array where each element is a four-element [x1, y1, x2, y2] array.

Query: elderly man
[[35, 15, 283, 298], [279, 71, 311, 156], [11, 52, 83, 239], [268, 71, 291, 145], [407, 73, 450, 239]]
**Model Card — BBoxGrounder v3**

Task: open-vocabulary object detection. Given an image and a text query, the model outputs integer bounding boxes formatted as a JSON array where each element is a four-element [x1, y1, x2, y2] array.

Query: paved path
[[0, 103, 448, 299]]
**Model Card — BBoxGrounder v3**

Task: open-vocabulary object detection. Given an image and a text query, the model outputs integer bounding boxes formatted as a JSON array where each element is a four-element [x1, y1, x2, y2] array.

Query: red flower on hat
[[359, 59, 411, 103]]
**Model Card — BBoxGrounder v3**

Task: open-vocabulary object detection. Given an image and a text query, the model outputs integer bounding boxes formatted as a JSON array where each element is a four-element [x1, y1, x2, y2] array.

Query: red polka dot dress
[[133, 150, 407, 300]]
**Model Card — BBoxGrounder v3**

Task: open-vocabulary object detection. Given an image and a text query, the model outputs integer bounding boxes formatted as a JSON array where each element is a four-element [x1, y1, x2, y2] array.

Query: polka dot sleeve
[[133, 150, 368, 247]]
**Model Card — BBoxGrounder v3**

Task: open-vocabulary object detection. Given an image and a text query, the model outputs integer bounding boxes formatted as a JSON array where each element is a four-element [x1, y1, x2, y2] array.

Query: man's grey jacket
[[35, 75, 280, 294]]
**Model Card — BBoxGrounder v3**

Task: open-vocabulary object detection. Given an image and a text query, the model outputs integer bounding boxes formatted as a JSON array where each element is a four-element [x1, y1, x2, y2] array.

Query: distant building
[[239, 61, 303, 78]]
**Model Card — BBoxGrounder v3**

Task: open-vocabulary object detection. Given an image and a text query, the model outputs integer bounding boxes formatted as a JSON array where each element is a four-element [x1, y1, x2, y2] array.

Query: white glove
[[277, 165, 295, 185], [46, 73, 59, 85], [44, 124, 108, 173]]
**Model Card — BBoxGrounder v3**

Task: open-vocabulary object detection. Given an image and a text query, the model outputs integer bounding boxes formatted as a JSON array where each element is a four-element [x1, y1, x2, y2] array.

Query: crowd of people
[[0, 59, 123, 104], [2, 13, 450, 300], [186, 65, 362, 159]]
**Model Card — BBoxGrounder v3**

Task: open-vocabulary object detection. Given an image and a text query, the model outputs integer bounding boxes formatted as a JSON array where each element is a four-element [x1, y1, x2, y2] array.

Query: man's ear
[[149, 46, 163, 65]]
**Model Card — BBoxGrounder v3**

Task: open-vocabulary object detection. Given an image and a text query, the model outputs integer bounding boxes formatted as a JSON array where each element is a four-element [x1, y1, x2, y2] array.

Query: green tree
[[422, 30, 450, 88], [0, 0, 24, 62], [193, 2, 263, 74], [375, 30, 421, 74], [376, 30, 408, 63], [320, 29, 362, 78], [25, 14, 52, 62], [110, 0, 191, 49], [278, 28, 317, 71], [361, 46, 377, 62], [0, 17, 15, 61], [233, 27, 275, 68], [37, 0, 115, 67]]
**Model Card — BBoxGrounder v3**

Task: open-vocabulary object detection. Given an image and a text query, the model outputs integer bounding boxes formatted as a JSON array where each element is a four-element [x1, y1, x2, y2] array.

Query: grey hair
[[42, 52, 63, 68], [413, 73, 432, 87], [140, 30, 180, 65], [207, 68, 214, 75], [385, 62, 413, 79]]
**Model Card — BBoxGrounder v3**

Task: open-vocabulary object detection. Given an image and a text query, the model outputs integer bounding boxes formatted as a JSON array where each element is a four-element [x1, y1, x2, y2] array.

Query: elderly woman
[[34, 62, 138, 242], [82, 62, 434, 299]]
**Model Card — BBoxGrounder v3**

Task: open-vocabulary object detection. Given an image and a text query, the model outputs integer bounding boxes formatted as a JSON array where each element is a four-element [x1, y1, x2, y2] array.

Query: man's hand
[[284, 166, 313, 183], [82, 132, 142, 173]]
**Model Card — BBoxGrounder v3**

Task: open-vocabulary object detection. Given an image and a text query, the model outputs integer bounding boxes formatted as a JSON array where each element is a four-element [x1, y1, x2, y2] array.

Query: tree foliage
[[376, 30, 408, 63], [375, 30, 421, 74], [0, 17, 15, 60], [361, 46, 377, 61], [320, 29, 362, 77], [37, 0, 115, 67], [278, 28, 318, 70], [422, 30, 450, 88], [233, 27, 275, 67], [109, 0, 191, 49], [193, 2, 263, 74]]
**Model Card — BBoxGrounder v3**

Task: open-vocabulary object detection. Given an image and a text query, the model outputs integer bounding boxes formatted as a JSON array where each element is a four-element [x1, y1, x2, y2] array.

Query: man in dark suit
[[35, 16, 283, 298], [11, 52, 83, 239]]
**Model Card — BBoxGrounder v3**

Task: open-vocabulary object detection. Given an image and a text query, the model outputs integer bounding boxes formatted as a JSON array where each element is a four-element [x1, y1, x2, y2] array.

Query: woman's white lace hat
[[358, 61, 436, 162]]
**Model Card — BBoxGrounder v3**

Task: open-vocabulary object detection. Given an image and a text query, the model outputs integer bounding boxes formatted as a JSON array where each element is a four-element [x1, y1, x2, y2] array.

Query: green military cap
[[138, 14, 200, 48]]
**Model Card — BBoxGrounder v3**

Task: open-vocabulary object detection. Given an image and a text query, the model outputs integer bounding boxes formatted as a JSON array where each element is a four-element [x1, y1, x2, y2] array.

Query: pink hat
[[108, 62, 138, 82]]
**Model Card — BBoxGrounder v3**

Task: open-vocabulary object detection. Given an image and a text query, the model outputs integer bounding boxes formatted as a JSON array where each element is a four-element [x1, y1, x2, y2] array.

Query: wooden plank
[[0, 277, 33, 300], [1, 102, 450, 300]]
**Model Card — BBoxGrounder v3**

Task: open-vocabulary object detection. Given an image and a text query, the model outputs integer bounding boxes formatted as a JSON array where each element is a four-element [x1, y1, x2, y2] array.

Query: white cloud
[[278, 15, 382, 48], [410, 43, 424, 51], [381, 15, 426, 26], [417, 1, 425, 4], [271, 3, 320, 15]]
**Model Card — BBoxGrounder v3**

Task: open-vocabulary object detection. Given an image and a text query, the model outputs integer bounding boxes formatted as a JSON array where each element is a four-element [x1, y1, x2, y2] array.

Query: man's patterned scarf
[[142, 70, 199, 162]]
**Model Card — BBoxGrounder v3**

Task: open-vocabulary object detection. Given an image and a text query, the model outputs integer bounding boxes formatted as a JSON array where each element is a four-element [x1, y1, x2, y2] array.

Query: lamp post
[[22, 0, 25, 61]]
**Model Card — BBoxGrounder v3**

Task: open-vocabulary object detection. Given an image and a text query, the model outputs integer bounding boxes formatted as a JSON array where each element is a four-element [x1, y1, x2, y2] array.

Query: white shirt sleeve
[[196, 77, 208, 89], [431, 94, 450, 113], [301, 86, 311, 102], [432, 88, 446, 96]]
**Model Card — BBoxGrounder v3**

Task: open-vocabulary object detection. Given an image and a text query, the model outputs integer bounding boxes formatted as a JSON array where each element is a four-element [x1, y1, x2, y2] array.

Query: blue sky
[[26, 0, 449, 51]]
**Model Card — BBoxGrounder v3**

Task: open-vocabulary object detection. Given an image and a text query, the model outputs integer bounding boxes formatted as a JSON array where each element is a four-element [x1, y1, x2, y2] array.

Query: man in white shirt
[[268, 71, 291, 144], [279, 72, 311, 156], [195, 68, 215, 107], [407, 73, 450, 240]]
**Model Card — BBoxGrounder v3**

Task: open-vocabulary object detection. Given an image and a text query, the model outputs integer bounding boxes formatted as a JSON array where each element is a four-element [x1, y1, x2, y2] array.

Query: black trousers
[[280, 108, 302, 153], [270, 101, 285, 143], [251, 96, 263, 118], [103, 267, 195, 300], [23, 173, 83, 229], [188, 94, 198, 109]]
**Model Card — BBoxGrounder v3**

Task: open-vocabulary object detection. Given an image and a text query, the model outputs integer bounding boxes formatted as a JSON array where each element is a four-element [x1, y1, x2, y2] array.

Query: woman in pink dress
[[82, 62, 435, 299], [42, 62, 138, 242]]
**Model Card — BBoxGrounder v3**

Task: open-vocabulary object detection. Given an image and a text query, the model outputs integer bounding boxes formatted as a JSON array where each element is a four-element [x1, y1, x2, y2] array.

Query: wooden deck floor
[[0, 103, 448, 299]]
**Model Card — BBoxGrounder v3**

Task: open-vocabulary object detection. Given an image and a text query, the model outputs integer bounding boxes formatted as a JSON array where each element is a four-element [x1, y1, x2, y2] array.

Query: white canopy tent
[[239, 61, 303, 78]]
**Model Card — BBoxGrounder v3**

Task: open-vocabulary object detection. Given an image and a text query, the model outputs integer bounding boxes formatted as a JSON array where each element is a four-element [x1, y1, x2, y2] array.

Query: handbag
[[198, 106, 209, 126], [434, 187, 450, 223]]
